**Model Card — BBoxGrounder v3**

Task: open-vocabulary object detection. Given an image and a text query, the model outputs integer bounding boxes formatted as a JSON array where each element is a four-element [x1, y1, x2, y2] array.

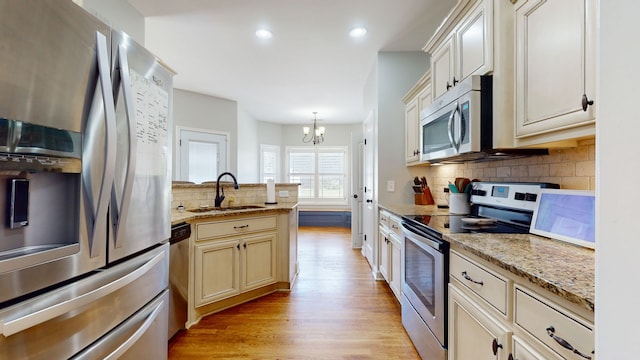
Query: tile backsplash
[[171, 183, 299, 210], [421, 139, 595, 205]]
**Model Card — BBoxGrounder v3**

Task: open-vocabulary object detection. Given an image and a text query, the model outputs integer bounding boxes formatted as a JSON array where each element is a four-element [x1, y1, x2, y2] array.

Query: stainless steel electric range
[[400, 181, 559, 360]]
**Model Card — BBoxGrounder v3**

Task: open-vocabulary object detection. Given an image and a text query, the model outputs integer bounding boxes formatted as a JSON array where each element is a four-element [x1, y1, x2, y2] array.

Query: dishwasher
[[169, 222, 191, 340]]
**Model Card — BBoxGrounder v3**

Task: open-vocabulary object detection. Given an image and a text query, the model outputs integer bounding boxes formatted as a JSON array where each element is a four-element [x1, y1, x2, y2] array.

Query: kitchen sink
[[187, 205, 266, 213]]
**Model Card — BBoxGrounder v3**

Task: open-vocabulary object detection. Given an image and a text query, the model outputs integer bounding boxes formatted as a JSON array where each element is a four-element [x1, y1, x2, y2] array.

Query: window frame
[[260, 144, 281, 182], [285, 146, 350, 206]]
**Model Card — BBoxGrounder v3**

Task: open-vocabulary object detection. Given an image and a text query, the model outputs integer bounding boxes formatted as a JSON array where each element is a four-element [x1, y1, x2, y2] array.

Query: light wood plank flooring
[[168, 226, 419, 359]]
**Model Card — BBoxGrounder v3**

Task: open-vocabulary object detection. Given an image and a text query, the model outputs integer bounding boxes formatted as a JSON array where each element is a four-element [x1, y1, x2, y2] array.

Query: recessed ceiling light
[[349, 27, 367, 38], [255, 29, 273, 39]]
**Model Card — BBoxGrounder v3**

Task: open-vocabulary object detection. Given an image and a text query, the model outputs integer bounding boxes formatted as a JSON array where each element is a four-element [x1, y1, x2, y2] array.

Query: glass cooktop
[[402, 214, 530, 237]]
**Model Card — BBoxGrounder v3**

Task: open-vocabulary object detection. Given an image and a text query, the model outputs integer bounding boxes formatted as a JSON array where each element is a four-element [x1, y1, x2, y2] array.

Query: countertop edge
[[171, 203, 298, 225]]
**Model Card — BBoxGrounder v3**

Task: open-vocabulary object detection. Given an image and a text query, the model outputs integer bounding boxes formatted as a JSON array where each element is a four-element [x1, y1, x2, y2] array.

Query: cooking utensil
[[414, 177, 421, 186], [448, 182, 458, 193], [412, 185, 424, 193], [420, 177, 428, 188], [459, 178, 471, 193]]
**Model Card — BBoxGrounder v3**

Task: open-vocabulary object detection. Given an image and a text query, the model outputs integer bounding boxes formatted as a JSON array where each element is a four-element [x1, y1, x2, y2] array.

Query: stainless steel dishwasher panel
[[168, 222, 190, 339]]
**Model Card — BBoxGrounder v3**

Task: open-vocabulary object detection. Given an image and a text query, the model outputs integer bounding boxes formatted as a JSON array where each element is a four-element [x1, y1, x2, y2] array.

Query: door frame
[[175, 126, 230, 182]]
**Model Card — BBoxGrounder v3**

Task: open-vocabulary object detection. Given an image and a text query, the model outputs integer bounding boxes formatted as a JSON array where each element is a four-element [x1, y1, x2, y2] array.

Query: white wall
[[76, 0, 145, 44], [596, 1, 640, 356], [172, 89, 238, 178], [376, 52, 430, 206], [237, 106, 259, 182]]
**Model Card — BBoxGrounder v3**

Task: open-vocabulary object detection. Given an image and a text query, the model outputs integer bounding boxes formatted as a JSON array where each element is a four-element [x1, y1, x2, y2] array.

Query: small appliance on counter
[[400, 181, 559, 360]]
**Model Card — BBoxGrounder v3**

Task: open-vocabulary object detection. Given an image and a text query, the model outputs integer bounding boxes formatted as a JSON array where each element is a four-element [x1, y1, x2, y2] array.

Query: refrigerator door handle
[[85, 31, 117, 258], [0, 247, 165, 337], [110, 43, 138, 249], [72, 290, 167, 360]]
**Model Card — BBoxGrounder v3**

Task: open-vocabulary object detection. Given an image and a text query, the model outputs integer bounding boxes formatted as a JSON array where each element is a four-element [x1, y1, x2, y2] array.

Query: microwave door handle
[[458, 105, 465, 150], [447, 103, 457, 150], [110, 44, 138, 249]]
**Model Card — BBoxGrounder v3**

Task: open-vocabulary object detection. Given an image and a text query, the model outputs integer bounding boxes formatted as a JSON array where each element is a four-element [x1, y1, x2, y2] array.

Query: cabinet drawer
[[389, 216, 403, 238], [450, 251, 508, 314], [515, 287, 594, 360], [379, 211, 390, 228], [196, 216, 277, 240]]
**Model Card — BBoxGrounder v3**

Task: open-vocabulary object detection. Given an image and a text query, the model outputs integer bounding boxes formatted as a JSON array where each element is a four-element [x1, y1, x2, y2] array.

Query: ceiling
[[127, 0, 457, 125]]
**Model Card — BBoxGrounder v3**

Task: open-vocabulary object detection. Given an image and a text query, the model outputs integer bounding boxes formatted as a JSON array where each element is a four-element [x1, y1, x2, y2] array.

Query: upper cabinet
[[403, 71, 432, 165], [514, 0, 596, 144], [425, 0, 494, 100]]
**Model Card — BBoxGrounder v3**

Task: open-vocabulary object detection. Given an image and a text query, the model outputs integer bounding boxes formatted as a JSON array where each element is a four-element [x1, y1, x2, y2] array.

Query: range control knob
[[514, 192, 526, 201], [472, 189, 487, 196], [524, 193, 538, 202]]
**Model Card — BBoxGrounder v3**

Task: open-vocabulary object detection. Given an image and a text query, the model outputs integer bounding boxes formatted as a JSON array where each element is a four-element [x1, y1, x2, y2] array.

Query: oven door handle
[[401, 222, 444, 252]]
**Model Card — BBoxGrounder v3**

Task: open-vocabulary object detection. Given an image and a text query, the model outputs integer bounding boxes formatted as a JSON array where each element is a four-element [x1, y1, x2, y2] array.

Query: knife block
[[415, 187, 435, 205]]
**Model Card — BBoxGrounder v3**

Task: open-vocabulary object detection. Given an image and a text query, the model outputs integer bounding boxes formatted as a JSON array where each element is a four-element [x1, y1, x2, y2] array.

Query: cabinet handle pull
[[492, 338, 503, 355], [461, 271, 483, 285], [234, 225, 249, 230], [581, 94, 594, 111], [243, 243, 246, 249], [546, 326, 592, 359], [446, 81, 452, 90], [508, 354, 515, 360], [452, 77, 458, 86], [236, 244, 240, 250]]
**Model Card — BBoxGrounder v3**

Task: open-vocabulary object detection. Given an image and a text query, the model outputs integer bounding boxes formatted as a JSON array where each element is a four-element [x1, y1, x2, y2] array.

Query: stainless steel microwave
[[420, 75, 492, 162]]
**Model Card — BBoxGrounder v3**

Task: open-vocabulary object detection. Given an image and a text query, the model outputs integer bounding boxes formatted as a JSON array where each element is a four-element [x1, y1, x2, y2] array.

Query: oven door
[[402, 222, 447, 345]]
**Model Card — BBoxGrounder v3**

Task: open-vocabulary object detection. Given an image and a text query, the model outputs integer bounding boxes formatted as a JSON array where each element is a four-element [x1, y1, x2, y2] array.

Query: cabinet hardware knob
[[236, 244, 240, 250], [446, 81, 452, 90], [461, 271, 483, 285], [452, 77, 458, 86], [234, 225, 249, 230], [243, 243, 247, 249], [492, 338, 503, 355], [546, 326, 592, 359], [581, 94, 594, 111], [366, 199, 373, 203], [508, 354, 515, 360]]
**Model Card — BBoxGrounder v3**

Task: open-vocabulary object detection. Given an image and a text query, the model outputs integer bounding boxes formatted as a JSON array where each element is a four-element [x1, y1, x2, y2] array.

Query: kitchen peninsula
[[171, 182, 299, 328]]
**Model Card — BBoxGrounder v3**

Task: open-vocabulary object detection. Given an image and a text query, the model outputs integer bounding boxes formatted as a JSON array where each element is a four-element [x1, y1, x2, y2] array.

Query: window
[[177, 127, 228, 183], [286, 146, 349, 205], [260, 144, 280, 182]]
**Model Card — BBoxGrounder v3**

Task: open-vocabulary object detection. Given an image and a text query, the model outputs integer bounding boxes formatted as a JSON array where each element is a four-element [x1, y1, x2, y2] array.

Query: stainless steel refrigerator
[[0, 0, 174, 358]]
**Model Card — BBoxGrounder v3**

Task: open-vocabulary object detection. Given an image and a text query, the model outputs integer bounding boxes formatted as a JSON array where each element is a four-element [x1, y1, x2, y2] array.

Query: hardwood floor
[[168, 226, 420, 359]]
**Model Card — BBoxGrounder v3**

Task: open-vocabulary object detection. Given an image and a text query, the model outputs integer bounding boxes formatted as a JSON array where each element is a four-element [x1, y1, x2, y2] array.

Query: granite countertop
[[171, 203, 297, 225], [379, 203, 595, 313]]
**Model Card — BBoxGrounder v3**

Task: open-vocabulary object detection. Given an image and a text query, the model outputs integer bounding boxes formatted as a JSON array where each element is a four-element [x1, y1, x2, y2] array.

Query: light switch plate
[[387, 180, 395, 192]]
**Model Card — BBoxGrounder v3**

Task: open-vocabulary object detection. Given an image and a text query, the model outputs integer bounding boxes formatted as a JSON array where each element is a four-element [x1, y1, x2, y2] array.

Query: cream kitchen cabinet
[[425, 0, 493, 100], [514, 0, 596, 145], [403, 71, 432, 165], [378, 209, 403, 301], [449, 250, 595, 360], [449, 284, 511, 360], [194, 216, 277, 307]]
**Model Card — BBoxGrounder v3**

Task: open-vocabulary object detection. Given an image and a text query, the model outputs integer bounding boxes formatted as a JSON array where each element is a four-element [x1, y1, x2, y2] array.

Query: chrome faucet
[[214, 172, 239, 207]]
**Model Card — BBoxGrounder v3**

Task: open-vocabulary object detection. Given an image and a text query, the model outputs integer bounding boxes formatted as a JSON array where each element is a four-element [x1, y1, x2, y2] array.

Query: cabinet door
[[388, 234, 402, 300], [511, 336, 563, 360], [456, 0, 493, 82], [515, 0, 596, 138], [378, 227, 390, 281], [241, 232, 277, 291], [194, 239, 241, 306], [449, 285, 511, 360], [404, 97, 420, 163], [431, 36, 455, 100]]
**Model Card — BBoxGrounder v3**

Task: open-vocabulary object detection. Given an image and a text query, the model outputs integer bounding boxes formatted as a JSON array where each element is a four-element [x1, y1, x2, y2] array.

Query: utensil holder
[[415, 187, 435, 205], [449, 193, 470, 214]]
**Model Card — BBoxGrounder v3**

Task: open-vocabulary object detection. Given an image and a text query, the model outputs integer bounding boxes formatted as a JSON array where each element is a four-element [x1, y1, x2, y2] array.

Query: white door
[[351, 135, 364, 248], [178, 128, 228, 183], [361, 111, 375, 267]]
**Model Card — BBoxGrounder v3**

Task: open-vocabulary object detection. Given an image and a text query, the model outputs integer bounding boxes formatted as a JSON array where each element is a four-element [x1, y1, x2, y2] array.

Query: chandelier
[[302, 112, 325, 145]]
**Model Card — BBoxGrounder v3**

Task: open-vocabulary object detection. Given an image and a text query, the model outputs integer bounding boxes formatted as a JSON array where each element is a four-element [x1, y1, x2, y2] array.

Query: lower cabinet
[[449, 285, 511, 360], [449, 250, 595, 360], [194, 232, 276, 307], [378, 209, 403, 301]]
